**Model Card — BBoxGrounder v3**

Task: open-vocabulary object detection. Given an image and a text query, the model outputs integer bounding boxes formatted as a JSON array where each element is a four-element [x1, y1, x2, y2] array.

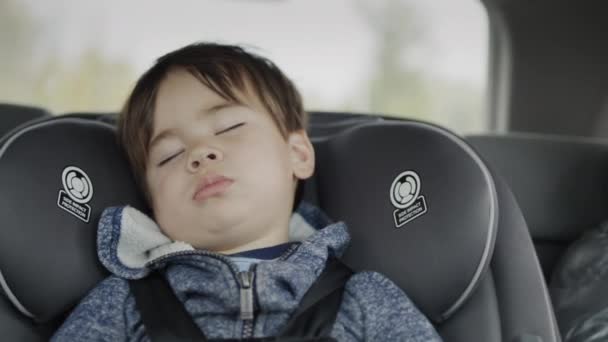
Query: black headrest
[[308, 117, 383, 139], [0, 104, 51, 138], [467, 133, 608, 241], [0, 117, 146, 322], [310, 121, 498, 323], [62, 112, 118, 126], [308, 111, 378, 126]]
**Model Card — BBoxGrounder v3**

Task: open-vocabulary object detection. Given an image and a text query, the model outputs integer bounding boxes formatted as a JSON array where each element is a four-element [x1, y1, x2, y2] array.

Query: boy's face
[[145, 68, 314, 254]]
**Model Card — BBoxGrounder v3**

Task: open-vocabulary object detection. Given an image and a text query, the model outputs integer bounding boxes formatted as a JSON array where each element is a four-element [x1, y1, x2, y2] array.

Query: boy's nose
[[187, 147, 223, 172]]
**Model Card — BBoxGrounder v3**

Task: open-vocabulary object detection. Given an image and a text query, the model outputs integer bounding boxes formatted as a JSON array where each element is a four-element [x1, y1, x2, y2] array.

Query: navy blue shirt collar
[[228, 242, 297, 260]]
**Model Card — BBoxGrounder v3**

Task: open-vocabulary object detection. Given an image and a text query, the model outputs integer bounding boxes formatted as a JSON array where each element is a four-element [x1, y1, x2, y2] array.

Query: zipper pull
[[238, 271, 255, 320]]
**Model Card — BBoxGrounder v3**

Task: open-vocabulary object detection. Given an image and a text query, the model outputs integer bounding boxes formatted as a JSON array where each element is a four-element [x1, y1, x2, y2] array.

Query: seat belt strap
[[278, 258, 353, 338], [130, 270, 208, 341], [129, 258, 352, 341]]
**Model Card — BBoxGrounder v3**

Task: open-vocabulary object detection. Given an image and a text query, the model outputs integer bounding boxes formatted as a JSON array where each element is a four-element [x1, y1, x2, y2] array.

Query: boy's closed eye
[[157, 150, 183, 167], [215, 122, 245, 135], [156, 123, 246, 167]]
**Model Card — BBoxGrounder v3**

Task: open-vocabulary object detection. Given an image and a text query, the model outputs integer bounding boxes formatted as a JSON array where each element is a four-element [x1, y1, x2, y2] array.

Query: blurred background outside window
[[1, 0, 488, 133]]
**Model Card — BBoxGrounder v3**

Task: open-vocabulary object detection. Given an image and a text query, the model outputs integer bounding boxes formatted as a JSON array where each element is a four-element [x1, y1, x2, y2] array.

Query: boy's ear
[[287, 129, 315, 180]]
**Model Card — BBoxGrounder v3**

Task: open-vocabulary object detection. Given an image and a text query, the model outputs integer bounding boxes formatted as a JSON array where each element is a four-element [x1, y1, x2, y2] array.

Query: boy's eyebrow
[[203, 102, 238, 116], [149, 102, 240, 149], [149, 129, 177, 150]]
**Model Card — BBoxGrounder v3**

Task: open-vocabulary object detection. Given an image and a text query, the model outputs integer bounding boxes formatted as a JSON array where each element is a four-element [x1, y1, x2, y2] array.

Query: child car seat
[[0, 114, 559, 341]]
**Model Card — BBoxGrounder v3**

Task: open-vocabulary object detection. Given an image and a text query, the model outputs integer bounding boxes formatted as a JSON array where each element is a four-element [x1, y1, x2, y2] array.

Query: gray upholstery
[[0, 115, 560, 341], [467, 133, 608, 279], [307, 121, 559, 341], [308, 111, 383, 138], [310, 121, 498, 322], [0, 104, 50, 138], [62, 112, 118, 125], [0, 118, 146, 330]]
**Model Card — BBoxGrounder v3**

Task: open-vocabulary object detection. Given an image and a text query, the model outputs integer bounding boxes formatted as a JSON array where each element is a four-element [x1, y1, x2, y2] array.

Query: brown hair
[[117, 42, 308, 201]]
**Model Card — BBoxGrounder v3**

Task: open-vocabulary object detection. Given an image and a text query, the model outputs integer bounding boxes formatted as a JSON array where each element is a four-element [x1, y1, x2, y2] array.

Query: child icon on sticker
[[64, 168, 93, 202]]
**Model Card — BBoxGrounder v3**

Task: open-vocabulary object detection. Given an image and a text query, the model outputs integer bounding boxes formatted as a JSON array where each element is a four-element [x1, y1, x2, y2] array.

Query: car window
[[1, 0, 488, 134]]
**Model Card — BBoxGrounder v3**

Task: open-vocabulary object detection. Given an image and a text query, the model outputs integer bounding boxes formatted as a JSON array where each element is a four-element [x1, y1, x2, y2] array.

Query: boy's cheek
[[146, 172, 170, 202], [156, 174, 175, 196]]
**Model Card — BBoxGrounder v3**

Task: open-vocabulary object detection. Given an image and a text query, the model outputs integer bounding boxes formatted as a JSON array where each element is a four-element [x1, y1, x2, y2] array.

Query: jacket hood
[[97, 202, 349, 279]]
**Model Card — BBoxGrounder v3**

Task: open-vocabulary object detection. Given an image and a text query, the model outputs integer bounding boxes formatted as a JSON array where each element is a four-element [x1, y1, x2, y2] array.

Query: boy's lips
[[193, 174, 234, 202]]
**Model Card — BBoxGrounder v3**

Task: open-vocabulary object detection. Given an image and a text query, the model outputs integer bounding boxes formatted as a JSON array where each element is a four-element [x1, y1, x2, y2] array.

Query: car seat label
[[57, 166, 93, 222], [390, 171, 427, 228]]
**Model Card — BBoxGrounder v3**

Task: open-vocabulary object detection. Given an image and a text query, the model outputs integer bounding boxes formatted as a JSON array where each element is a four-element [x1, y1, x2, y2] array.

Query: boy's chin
[[183, 224, 250, 250], [189, 228, 282, 255], [191, 239, 249, 254]]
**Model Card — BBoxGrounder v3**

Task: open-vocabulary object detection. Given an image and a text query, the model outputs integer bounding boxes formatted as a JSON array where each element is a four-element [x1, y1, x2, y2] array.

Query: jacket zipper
[[238, 268, 256, 338], [148, 244, 302, 339], [238, 243, 300, 337], [149, 249, 259, 339], [237, 243, 299, 337], [279, 243, 300, 261]]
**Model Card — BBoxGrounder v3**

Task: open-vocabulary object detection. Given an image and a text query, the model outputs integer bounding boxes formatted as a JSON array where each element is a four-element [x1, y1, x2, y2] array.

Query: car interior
[[2, 0, 608, 341]]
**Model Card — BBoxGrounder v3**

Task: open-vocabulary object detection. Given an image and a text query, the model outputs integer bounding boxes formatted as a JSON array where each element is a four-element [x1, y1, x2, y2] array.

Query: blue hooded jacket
[[51, 203, 441, 341]]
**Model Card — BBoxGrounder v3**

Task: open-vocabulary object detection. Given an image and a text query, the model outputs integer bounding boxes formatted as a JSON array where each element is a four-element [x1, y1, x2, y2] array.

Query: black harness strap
[[278, 258, 352, 338], [129, 258, 352, 342], [130, 271, 205, 341]]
